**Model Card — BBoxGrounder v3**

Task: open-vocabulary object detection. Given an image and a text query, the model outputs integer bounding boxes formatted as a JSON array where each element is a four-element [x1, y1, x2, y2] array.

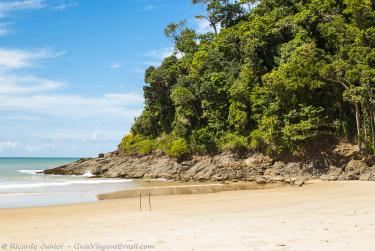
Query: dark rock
[[42, 142, 375, 184], [98, 153, 105, 158], [329, 166, 343, 176], [295, 179, 305, 187], [359, 167, 375, 181], [359, 173, 372, 181], [320, 174, 331, 181], [284, 178, 296, 185], [346, 173, 360, 180], [256, 177, 267, 184], [270, 176, 285, 183], [320, 167, 343, 181], [345, 160, 368, 174], [345, 160, 368, 180]]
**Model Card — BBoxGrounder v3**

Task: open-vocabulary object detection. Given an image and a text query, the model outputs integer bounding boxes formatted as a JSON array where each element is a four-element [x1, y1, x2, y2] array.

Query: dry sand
[[1, 181, 375, 251]]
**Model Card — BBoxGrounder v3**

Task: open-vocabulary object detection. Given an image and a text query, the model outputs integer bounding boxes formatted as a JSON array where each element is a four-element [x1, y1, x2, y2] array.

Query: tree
[[165, 20, 199, 54], [171, 86, 197, 137], [192, 0, 244, 35], [121, 0, 375, 158]]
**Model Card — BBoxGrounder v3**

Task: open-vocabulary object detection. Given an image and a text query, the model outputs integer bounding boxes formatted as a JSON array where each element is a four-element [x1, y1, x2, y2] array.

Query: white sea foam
[[82, 171, 95, 177], [18, 170, 95, 177], [0, 179, 133, 189], [17, 170, 44, 175]]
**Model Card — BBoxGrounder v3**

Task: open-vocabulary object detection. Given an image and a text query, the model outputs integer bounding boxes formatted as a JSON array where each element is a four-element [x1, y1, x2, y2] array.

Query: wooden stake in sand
[[149, 193, 151, 212], [139, 193, 142, 212]]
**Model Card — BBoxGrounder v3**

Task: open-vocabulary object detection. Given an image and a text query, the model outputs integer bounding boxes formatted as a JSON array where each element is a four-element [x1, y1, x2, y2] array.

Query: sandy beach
[[1, 181, 375, 251]]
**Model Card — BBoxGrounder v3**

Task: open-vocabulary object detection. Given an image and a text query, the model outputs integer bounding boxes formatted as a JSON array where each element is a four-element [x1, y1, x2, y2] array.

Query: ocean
[[0, 157, 137, 208]]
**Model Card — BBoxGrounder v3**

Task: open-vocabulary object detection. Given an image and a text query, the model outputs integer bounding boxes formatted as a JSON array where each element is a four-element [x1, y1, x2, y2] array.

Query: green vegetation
[[120, 0, 375, 159], [166, 138, 191, 160], [119, 134, 157, 155]]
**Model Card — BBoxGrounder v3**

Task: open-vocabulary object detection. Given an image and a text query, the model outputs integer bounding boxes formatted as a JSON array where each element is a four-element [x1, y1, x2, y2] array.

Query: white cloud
[[0, 49, 143, 120], [0, 23, 11, 36], [24, 143, 51, 153], [110, 62, 123, 69], [144, 4, 157, 11], [6, 114, 40, 120], [0, 141, 18, 150], [91, 126, 99, 140], [0, 48, 66, 96], [33, 129, 124, 142], [52, 1, 78, 11], [0, 92, 144, 118], [0, 0, 44, 17], [144, 47, 174, 60], [0, 29, 9, 36], [138, 0, 166, 11], [0, 74, 64, 94], [0, 45, 143, 131], [104, 93, 144, 104], [0, 48, 64, 70], [142, 47, 182, 66]]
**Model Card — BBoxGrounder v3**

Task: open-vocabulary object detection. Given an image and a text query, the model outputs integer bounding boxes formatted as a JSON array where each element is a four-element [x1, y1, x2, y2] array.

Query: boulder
[[244, 153, 273, 170], [285, 178, 296, 185], [256, 177, 267, 184], [334, 142, 360, 159], [345, 160, 368, 180], [295, 179, 305, 187], [359, 167, 375, 181], [270, 175, 285, 183], [345, 160, 368, 173], [320, 167, 343, 181]]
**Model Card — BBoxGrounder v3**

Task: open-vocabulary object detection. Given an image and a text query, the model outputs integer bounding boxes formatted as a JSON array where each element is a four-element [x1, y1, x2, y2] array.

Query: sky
[[0, 0, 210, 157]]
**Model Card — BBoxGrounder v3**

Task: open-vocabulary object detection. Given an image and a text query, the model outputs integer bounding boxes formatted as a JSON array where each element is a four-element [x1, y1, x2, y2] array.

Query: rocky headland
[[43, 142, 375, 185]]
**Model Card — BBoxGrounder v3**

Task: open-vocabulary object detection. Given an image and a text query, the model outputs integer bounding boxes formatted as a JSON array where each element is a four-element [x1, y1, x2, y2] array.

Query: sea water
[[0, 157, 137, 208]]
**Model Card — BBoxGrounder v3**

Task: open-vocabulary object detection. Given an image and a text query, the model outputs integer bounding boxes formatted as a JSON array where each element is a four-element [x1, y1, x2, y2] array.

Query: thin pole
[[139, 193, 142, 212], [148, 193, 151, 212]]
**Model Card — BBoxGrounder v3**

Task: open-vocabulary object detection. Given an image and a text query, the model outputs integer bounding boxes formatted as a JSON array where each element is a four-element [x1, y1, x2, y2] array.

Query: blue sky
[[0, 0, 210, 157]]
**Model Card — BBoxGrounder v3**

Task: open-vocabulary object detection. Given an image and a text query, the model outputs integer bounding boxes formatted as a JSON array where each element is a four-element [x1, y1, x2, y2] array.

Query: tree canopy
[[120, 0, 375, 159]]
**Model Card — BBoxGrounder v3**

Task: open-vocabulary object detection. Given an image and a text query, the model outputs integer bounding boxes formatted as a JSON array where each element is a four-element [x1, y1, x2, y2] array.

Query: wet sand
[[99, 181, 283, 200], [1, 181, 375, 250]]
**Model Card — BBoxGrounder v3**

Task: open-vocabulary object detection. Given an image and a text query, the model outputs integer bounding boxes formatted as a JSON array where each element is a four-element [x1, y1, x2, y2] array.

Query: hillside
[[119, 0, 375, 160]]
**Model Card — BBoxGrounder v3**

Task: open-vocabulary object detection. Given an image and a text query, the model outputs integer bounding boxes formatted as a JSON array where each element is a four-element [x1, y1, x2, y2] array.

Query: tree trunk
[[364, 119, 368, 140], [363, 106, 368, 141], [371, 111, 375, 153], [355, 103, 362, 150], [209, 18, 218, 35]]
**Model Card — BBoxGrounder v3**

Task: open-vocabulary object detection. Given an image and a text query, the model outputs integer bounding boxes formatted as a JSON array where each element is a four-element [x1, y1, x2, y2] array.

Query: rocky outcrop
[[43, 142, 375, 184]]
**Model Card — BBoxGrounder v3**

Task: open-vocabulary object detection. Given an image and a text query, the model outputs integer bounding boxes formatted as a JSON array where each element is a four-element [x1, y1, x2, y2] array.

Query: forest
[[119, 0, 375, 160]]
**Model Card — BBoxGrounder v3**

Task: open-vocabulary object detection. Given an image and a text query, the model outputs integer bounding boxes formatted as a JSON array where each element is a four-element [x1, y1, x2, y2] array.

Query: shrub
[[166, 137, 191, 160], [131, 111, 159, 137], [118, 134, 156, 155], [157, 133, 175, 153], [220, 133, 250, 156], [137, 139, 157, 154], [190, 128, 218, 154]]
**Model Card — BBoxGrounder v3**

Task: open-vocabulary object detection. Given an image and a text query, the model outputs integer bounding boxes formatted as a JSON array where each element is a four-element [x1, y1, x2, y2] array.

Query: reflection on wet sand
[[98, 181, 285, 200]]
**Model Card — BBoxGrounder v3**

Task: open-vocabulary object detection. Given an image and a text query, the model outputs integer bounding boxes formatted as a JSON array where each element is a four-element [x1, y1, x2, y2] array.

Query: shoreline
[[0, 180, 286, 209], [1, 181, 375, 250]]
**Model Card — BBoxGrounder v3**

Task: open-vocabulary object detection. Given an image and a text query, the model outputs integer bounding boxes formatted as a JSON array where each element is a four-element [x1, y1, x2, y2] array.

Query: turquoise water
[[0, 158, 137, 208]]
